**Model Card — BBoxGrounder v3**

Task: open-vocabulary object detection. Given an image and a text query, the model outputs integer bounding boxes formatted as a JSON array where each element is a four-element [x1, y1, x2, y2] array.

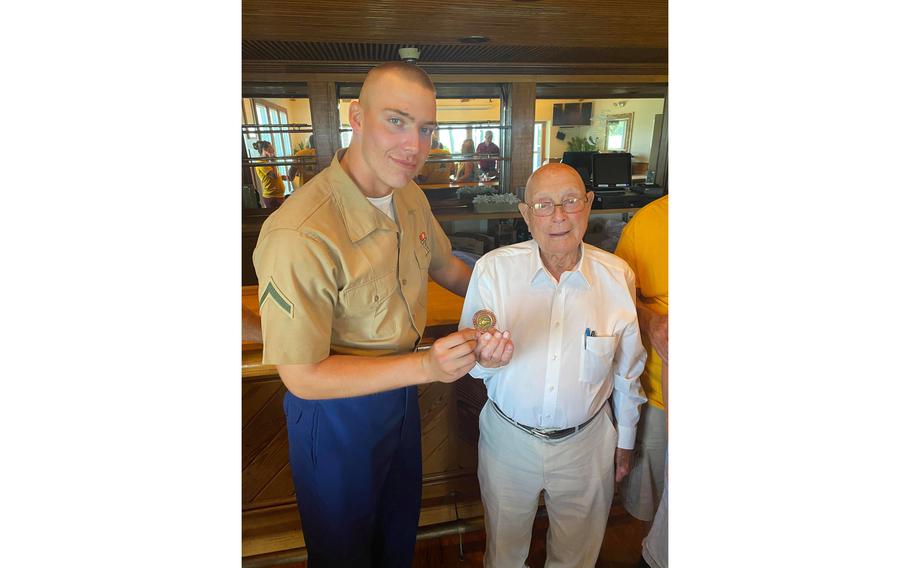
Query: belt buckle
[[529, 426, 558, 440]]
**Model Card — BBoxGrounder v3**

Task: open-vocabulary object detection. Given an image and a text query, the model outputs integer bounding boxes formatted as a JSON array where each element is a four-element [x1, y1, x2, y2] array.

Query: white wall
[[535, 98, 664, 164]]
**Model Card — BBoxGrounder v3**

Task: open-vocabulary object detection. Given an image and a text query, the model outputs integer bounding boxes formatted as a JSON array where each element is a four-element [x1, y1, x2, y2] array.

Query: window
[[605, 113, 633, 153], [250, 99, 293, 195], [437, 124, 496, 155], [532, 121, 547, 171]]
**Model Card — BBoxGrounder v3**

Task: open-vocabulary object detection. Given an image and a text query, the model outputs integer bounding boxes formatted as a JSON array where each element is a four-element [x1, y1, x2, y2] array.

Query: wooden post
[[307, 81, 342, 171], [503, 82, 536, 196]]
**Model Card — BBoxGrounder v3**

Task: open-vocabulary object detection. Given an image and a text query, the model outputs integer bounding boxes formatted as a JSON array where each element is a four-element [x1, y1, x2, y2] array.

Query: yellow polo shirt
[[291, 148, 317, 188], [255, 164, 285, 198], [252, 149, 453, 364], [614, 195, 668, 409], [418, 148, 455, 184]]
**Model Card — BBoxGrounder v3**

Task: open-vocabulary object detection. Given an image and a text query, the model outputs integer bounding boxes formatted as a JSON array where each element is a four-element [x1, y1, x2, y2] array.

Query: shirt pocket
[[579, 334, 618, 385], [338, 271, 398, 318]]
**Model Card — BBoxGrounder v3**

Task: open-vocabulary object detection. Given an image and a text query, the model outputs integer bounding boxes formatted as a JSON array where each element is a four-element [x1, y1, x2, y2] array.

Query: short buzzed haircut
[[366, 61, 436, 94]]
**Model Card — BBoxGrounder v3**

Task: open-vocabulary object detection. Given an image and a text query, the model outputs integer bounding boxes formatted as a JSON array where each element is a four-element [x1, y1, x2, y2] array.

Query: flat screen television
[[561, 151, 597, 185], [592, 152, 632, 190], [553, 102, 593, 126]]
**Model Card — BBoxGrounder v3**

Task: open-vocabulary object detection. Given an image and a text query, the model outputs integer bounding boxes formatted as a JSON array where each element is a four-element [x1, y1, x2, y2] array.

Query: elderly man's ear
[[518, 201, 532, 226]]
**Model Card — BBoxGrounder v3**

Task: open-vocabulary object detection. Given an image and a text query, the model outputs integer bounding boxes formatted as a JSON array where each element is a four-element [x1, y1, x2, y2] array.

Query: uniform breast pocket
[[580, 334, 618, 385], [339, 272, 397, 318]]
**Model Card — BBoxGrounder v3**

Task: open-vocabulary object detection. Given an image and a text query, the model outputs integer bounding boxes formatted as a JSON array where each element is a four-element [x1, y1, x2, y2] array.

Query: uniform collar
[[529, 240, 592, 290], [327, 149, 399, 243]]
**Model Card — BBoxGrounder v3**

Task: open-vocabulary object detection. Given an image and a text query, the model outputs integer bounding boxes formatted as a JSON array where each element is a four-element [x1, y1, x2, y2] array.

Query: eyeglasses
[[525, 196, 588, 217]]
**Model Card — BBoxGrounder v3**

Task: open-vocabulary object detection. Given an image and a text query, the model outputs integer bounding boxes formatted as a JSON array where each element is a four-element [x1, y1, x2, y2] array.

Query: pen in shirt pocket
[[585, 327, 597, 348]]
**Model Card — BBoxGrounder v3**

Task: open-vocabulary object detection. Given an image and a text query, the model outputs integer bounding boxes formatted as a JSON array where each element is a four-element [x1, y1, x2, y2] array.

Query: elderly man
[[253, 62, 477, 567], [476, 129, 500, 175], [460, 163, 647, 568]]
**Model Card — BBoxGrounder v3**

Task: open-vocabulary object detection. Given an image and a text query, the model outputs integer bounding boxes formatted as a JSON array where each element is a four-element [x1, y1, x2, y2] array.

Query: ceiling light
[[398, 47, 420, 63]]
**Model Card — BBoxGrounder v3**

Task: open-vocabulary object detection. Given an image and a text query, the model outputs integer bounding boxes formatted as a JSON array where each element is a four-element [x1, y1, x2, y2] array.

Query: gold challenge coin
[[472, 309, 497, 333]]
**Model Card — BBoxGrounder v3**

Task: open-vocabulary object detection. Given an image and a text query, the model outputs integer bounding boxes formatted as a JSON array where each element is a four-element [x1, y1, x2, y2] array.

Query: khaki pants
[[619, 404, 668, 521], [478, 401, 618, 568], [642, 471, 668, 568]]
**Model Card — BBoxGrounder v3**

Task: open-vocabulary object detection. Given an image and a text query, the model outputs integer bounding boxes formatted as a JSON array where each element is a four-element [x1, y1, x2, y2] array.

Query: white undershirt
[[366, 193, 397, 222]]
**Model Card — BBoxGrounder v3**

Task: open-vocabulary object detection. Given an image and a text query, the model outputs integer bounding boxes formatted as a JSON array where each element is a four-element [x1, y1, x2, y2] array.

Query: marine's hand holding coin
[[422, 328, 478, 383]]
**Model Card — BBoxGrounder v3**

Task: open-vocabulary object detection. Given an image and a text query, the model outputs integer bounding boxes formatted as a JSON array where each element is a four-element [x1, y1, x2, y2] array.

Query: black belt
[[489, 400, 602, 441]]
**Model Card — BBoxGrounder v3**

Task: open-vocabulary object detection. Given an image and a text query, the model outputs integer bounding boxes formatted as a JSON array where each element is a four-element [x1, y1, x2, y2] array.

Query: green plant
[[566, 136, 598, 152]]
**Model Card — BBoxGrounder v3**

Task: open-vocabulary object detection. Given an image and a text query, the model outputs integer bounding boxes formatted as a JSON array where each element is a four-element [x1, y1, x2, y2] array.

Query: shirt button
[[401, 279, 408, 286], [552, 354, 558, 360], [554, 321, 560, 327], [548, 386, 555, 392], [373, 295, 379, 302]]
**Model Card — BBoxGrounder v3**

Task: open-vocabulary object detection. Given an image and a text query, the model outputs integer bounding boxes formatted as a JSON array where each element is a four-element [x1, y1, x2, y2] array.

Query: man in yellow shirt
[[416, 145, 456, 184], [614, 194, 668, 535], [287, 137, 317, 188]]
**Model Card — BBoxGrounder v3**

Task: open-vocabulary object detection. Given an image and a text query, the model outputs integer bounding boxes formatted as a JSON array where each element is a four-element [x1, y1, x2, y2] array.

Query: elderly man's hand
[[615, 448, 634, 483], [474, 329, 514, 369]]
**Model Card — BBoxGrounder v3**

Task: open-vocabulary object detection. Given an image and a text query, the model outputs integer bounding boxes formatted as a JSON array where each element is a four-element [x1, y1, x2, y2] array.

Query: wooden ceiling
[[242, 0, 667, 76]]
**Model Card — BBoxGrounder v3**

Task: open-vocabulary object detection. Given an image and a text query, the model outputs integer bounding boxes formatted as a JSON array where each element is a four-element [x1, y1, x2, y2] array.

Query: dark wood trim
[[244, 60, 668, 79], [505, 82, 536, 195], [307, 81, 342, 170]]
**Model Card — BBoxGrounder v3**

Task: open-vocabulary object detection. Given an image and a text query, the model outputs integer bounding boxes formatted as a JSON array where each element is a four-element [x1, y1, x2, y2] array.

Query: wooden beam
[[242, 64, 668, 83], [307, 81, 341, 170], [505, 82, 536, 195]]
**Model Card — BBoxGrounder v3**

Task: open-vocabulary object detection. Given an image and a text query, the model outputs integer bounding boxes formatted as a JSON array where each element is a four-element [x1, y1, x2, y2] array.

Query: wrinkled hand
[[474, 328, 514, 369], [422, 328, 478, 383], [647, 313, 668, 364], [615, 448, 634, 483]]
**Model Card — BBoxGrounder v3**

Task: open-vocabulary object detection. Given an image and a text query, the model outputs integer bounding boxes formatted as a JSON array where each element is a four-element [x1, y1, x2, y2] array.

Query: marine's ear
[[349, 100, 364, 134]]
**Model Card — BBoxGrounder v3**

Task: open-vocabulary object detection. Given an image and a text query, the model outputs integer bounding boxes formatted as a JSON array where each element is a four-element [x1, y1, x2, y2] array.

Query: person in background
[[252, 140, 287, 208], [455, 138, 480, 182], [287, 134, 317, 189], [476, 129, 500, 176], [613, 194, 669, 568], [253, 61, 492, 568], [417, 131, 455, 184], [459, 163, 647, 568]]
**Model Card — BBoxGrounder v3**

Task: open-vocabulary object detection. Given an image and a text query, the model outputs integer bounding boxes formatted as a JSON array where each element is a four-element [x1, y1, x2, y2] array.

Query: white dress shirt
[[459, 240, 647, 449]]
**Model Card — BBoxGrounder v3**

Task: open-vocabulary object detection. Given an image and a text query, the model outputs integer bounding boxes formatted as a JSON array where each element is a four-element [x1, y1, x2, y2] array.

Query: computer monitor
[[560, 151, 596, 185], [592, 152, 632, 190]]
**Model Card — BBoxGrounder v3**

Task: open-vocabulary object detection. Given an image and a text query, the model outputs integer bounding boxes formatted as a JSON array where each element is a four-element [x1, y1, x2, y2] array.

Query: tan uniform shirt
[[253, 150, 453, 364]]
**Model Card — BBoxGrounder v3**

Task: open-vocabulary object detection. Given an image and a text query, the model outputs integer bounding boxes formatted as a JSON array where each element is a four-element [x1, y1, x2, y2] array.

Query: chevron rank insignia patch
[[259, 278, 294, 319]]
